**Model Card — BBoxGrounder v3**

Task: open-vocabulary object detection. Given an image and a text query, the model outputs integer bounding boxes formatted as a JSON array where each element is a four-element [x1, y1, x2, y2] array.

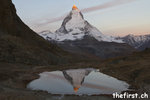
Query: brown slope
[[100, 48, 150, 90], [57, 36, 135, 59], [0, 0, 74, 65]]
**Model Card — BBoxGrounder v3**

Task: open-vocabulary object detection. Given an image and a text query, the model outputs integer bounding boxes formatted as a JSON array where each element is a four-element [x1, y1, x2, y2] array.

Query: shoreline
[[1, 62, 149, 100]]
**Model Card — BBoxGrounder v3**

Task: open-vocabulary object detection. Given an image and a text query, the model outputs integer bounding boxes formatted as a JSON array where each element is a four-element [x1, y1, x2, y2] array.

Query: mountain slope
[[40, 5, 122, 43], [56, 36, 135, 59], [138, 40, 150, 50], [0, 0, 77, 65], [121, 34, 150, 50], [100, 48, 150, 88], [40, 5, 135, 59]]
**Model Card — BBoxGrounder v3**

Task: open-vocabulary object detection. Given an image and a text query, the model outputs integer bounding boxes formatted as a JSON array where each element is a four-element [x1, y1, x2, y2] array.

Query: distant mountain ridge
[[121, 34, 150, 50]]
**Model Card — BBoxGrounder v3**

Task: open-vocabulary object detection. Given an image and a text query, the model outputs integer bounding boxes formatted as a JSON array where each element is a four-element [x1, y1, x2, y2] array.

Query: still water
[[27, 68, 129, 95]]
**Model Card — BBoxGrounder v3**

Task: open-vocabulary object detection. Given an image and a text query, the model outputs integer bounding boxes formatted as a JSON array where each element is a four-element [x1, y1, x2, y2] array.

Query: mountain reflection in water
[[62, 69, 93, 92], [27, 68, 129, 95]]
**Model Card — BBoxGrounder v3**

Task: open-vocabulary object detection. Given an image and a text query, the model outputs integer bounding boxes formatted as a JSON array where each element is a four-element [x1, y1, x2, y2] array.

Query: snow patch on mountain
[[121, 34, 150, 48], [39, 6, 123, 43]]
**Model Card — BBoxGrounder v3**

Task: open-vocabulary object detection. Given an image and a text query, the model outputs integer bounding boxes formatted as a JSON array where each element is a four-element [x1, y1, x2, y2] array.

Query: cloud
[[36, 0, 137, 26], [81, 0, 137, 13]]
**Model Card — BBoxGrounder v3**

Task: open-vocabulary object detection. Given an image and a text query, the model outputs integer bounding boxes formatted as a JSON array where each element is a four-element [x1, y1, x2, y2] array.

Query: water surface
[[27, 68, 129, 95]]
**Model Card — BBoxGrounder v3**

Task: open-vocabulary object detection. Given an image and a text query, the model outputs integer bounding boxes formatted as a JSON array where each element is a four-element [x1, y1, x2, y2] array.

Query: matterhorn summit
[[40, 5, 122, 43], [39, 5, 135, 59]]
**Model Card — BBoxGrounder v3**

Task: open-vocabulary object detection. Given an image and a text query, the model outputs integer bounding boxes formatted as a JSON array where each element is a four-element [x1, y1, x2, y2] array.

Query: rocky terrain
[[0, 0, 149, 100], [40, 6, 135, 59], [0, 0, 86, 66], [0, 49, 149, 100], [120, 34, 150, 50], [57, 36, 135, 59]]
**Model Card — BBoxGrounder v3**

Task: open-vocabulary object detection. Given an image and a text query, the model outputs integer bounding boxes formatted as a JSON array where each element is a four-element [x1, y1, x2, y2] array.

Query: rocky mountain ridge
[[40, 5, 123, 43], [0, 0, 75, 65], [121, 34, 150, 50], [39, 5, 135, 59]]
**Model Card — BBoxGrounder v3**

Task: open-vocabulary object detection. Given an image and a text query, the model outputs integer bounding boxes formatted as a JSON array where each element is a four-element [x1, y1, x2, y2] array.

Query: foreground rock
[[0, 48, 150, 99]]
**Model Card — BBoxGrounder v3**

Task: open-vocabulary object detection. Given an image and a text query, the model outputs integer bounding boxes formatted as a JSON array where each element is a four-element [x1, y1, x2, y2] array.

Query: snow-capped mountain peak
[[64, 5, 85, 35], [72, 5, 78, 10], [39, 5, 123, 43], [121, 34, 150, 49]]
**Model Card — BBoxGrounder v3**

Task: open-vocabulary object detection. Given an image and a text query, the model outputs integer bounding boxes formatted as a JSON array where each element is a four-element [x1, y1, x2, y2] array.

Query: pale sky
[[12, 0, 150, 36]]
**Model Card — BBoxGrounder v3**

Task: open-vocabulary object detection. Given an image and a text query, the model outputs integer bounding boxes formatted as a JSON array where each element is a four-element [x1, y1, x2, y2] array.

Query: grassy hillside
[[99, 48, 150, 90]]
